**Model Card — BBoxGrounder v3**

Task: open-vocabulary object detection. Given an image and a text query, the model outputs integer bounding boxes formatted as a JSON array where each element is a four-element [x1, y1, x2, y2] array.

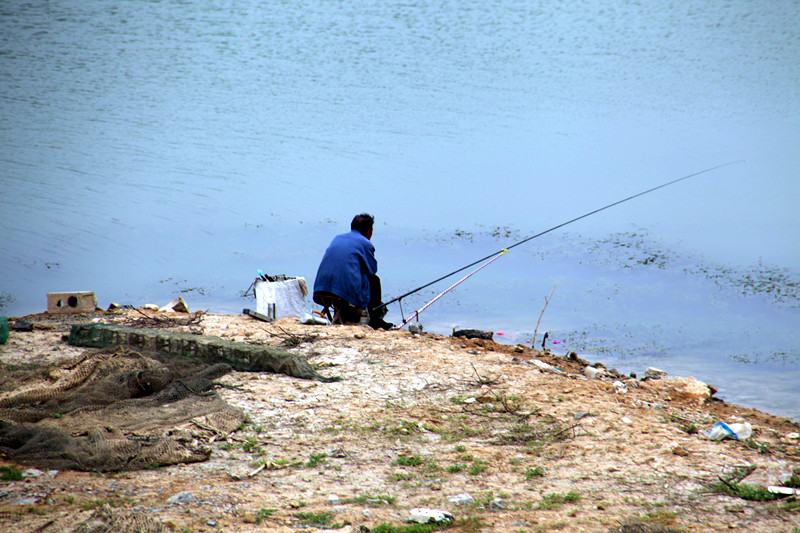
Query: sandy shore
[[1, 309, 798, 532]]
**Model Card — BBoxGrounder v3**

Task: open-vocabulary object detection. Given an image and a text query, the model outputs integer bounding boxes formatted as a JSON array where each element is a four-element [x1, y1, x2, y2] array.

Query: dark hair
[[351, 213, 374, 236]]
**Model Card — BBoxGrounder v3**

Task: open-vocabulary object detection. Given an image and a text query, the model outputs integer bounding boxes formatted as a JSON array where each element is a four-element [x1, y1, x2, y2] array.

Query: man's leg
[[367, 275, 393, 329]]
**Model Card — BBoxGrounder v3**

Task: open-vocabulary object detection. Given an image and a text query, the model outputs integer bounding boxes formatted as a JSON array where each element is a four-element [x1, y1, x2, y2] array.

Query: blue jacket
[[313, 230, 377, 309]]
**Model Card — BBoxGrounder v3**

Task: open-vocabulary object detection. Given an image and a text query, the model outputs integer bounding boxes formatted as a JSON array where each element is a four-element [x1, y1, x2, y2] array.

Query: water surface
[[1, 0, 798, 419]]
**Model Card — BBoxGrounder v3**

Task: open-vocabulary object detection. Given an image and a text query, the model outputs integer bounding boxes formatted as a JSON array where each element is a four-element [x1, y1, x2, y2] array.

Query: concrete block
[[47, 292, 97, 314]]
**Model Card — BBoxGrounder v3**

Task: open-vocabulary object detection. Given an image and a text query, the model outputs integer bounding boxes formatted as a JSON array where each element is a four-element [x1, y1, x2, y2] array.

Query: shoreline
[[1, 309, 799, 532]]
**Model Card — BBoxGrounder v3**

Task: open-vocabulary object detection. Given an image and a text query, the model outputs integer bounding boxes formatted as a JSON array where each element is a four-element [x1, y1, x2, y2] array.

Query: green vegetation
[[294, 511, 340, 528], [370, 516, 483, 533], [392, 455, 424, 467], [536, 491, 581, 510], [525, 466, 546, 480], [713, 481, 783, 501], [0, 466, 23, 481], [306, 452, 328, 468], [255, 508, 277, 524], [468, 460, 488, 476]]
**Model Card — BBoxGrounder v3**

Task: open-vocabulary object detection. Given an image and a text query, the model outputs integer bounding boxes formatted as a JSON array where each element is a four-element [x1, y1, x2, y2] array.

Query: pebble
[[327, 494, 341, 505], [167, 491, 197, 504], [22, 468, 43, 478], [621, 417, 633, 425], [408, 508, 453, 524], [489, 497, 506, 510], [448, 493, 475, 505], [645, 367, 668, 380]]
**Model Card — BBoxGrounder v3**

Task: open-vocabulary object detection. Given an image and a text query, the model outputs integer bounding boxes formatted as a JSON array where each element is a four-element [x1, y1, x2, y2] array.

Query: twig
[[247, 463, 266, 477], [532, 281, 557, 348], [469, 362, 499, 386]]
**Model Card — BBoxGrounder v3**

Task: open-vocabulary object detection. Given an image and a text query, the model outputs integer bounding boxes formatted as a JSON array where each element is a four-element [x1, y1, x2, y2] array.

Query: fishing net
[[0, 345, 245, 472]]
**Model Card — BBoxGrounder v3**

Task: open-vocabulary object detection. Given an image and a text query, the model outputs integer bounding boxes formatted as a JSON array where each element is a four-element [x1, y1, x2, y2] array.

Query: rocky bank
[[0, 309, 798, 532]]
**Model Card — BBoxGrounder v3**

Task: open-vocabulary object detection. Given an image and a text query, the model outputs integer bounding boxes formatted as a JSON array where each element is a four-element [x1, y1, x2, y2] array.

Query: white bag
[[255, 278, 308, 319]]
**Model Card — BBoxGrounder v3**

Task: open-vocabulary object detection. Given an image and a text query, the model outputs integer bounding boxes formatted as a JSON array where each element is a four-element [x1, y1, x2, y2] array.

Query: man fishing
[[313, 213, 393, 330]]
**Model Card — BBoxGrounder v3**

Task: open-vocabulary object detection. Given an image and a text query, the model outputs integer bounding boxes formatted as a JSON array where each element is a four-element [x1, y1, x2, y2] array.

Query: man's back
[[313, 229, 377, 309]]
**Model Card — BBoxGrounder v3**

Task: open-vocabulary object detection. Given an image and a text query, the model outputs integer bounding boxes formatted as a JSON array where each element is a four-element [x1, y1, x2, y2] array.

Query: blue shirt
[[313, 230, 377, 309]]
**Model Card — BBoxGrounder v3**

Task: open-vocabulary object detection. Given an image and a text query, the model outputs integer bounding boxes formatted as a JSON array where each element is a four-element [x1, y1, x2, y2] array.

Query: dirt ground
[[1, 309, 799, 533]]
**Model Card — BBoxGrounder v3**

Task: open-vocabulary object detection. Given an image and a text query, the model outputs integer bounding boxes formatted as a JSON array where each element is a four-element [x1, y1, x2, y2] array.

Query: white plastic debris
[[707, 422, 753, 441], [612, 380, 628, 394], [584, 366, 604, 379], [531, 359, 565, 374], [408, 508, 453, 524], [301, 312, 329, 325], [768, 486, 800, 495]]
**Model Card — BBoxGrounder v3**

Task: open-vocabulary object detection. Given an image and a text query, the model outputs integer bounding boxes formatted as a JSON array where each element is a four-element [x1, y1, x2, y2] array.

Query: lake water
[[1, 1, 798, 420]]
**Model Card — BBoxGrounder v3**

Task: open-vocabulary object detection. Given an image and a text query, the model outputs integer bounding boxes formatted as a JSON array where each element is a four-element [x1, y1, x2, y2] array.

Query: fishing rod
[[376, 160, 743, 318]]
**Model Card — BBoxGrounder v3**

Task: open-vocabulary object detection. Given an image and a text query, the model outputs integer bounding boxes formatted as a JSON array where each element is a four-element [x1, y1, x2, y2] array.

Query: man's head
[[351, 213, 374, 239]]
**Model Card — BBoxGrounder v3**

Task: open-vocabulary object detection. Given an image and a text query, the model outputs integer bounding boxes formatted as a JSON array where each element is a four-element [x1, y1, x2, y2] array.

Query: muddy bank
[[0, 309, 798, 532]]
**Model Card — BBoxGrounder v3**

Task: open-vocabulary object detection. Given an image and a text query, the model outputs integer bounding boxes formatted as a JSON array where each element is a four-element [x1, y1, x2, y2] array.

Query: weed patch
[[536, 491, 581, 510], [393, 455, 424, 467], [0, 466, 23, 481]]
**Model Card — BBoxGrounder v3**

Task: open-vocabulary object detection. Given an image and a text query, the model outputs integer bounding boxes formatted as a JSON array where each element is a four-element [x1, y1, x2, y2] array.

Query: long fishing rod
[[376, 160, 743, 315]]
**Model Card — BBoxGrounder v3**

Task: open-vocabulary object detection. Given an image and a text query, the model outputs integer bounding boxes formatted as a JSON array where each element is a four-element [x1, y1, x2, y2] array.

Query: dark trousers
[[367, 274, 387, 321], [313, 274, 386, 324]]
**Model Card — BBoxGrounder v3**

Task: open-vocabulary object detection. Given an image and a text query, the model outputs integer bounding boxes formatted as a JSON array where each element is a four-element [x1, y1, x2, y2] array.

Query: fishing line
[[377, 160, 743, 317], [398, 249, 507, 328]]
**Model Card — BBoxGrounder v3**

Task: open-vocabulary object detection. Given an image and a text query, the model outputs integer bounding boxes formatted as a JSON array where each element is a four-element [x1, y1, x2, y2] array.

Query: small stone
[[159, 296, 189, 313], [645, 367, 668, 380], [672, 446, 690, 456], [786, 432, 799, 441], [448, 493, 475, 505], [206, 519, 217, 526], [489, 497, 506, 510], [167, 491, 197, 504], [23, 468, 43, 478], [621, 417, 633, 425], [408, 508, 453, 524], [13, 498, 38, 505], [354, 332, 367, 339], [612, 380, 628, 394], [328, 494, 341, 505]]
